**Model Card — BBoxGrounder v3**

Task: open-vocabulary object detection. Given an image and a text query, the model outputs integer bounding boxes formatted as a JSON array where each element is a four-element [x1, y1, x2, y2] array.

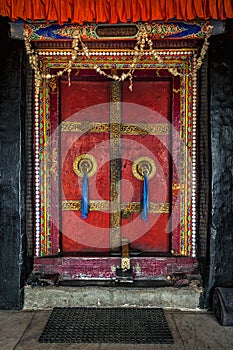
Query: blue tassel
[[142, 174, 149, 222], [81, 171, 89, 219]]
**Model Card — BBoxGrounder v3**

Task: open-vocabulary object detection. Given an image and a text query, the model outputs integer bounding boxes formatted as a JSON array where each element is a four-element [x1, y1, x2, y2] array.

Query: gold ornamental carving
[[121, 257, 131, 271], [62, 200, 170, 214], [61, 121, 169, 135], [61, 121, 109, 133], [110, 82, 122, 250], [62, 200, 110, 211], [48, 76, 57, 92], [50, 147, 58, 177], [121, 202, 170, 214], [172, 183, 185, 190], [122, 123, 169, 136]]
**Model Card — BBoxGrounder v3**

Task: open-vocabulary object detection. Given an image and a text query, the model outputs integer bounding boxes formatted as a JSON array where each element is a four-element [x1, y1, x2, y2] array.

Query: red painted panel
[[121, 79, 171, 122], [60, 79, 110, 122], [60, 79, 111, 252], [34, 256, 198, 280], [121, 80, 171, 252]]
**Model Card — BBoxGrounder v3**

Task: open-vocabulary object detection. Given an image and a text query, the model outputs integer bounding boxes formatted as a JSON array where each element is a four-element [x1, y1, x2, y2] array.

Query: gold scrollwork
[[62, 200, 110, 211], [50, 147, 58, 177], [61, 122, 169, 135], [172, 183, 185, 190], [61, 121, 109, 133], [121, 124, 148, 137], [62, 201, 81, 211], [173, 88, 181, 94], [48, 76, 57, 92], [150, 203, 170, 213], [132, 156, 156, 181], [121, 202, 170, 214], [121, 257, 131, 271], [122, 123, 170, 136], [73, 154, 97, 178], [110, 82, 122, 250], [62, 200, 170, 214]]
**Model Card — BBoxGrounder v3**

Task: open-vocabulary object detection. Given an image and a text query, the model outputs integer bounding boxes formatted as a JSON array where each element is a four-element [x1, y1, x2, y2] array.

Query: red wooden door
[[121, 78, 171, 253], [60, 72, 171, 254], [61, 77, 111, 253]]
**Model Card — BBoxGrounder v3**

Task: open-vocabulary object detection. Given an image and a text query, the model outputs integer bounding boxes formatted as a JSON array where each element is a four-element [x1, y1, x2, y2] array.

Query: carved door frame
[[33, 47, 198, 277], [28, 21, 209, 279]]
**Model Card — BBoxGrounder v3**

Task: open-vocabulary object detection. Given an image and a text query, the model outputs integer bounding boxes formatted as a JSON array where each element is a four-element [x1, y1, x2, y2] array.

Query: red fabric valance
[[1, 0, 233, 24]]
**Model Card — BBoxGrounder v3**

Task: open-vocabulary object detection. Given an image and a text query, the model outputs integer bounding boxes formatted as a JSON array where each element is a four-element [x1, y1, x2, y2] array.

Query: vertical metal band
[[110, 82, 122, 251]]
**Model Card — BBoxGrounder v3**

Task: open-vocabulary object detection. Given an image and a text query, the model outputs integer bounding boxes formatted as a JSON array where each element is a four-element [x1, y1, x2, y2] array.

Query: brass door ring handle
[[132, 156, 156, 180], [73, 154, 97, 178]]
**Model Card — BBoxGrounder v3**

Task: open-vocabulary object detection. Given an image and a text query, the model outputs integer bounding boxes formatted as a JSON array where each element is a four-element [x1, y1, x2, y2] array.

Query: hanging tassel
[[142, 174, 149, 222], [81, 171, 89, 219]]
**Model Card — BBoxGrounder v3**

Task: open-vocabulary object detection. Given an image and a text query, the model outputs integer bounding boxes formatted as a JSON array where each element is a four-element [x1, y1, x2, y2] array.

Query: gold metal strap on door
[[62, 200, 170, 214], [110, 82, 122, 252], [121, 202, 170, 214], [61, 121, 169, 135]]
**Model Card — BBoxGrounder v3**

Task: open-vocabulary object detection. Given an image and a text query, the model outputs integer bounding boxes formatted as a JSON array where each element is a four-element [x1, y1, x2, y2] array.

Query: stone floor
[[1, 309, 233, 350]]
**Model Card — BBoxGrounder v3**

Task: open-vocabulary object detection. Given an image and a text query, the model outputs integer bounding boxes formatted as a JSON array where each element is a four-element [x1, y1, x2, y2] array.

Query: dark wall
[[201, 21, 233, 308], [0, 17, 26, 309]]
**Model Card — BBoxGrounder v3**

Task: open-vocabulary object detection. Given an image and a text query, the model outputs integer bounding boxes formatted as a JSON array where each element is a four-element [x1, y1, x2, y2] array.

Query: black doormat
[[39, 307, 174, 344]]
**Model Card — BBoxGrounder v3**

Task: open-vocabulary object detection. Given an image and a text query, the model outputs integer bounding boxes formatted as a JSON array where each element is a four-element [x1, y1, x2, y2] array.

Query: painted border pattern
[[25, 21, 210, 41]]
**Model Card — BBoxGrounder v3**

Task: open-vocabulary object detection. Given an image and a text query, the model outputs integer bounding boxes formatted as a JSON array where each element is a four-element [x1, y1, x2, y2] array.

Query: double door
[[61, 71, 171, 255]]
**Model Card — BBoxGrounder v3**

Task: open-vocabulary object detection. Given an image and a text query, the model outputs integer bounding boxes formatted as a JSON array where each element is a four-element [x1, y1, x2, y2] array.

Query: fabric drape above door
[[1, 0, 233, 24]]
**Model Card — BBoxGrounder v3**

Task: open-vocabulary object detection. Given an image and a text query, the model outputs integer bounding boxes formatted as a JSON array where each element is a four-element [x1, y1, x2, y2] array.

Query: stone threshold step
[[23, 284, 202, 310]]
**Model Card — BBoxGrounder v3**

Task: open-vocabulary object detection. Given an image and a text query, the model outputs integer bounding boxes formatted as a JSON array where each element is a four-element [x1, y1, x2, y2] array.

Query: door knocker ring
[[132, 156, 156, 180], [73, 154, 97, 178]]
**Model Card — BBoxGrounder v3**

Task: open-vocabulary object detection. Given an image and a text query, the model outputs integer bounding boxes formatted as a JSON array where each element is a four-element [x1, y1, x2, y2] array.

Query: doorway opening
[[32, 42, 199, 282]]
